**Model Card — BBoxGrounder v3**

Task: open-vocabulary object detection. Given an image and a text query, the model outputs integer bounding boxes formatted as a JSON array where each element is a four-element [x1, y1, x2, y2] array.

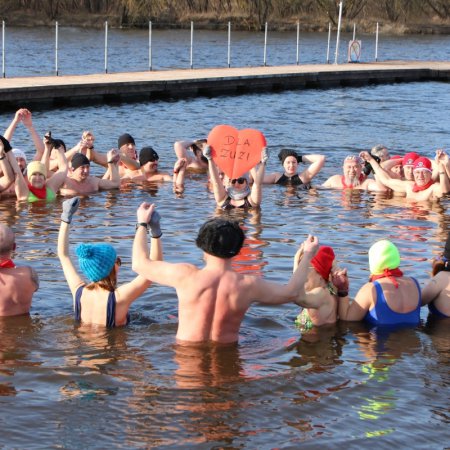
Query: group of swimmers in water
[[0, 107, 448, 343]]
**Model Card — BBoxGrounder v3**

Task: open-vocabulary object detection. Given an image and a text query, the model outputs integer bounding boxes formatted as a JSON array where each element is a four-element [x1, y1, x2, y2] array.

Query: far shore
[[3, 11, 450, 36]]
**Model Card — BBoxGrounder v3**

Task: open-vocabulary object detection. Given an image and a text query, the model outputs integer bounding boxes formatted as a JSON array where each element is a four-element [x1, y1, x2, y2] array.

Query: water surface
[[0, 32, 449, 448]]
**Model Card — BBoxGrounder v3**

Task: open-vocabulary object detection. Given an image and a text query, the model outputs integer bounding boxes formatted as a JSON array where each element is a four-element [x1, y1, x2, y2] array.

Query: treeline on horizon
[[1, 0, 449, 30]]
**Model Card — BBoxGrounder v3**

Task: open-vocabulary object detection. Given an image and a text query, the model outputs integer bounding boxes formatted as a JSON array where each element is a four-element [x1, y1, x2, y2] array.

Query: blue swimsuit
[[428, 301, 449, 318], [364, 278, 421, 326], [74, 285, 130, 328]]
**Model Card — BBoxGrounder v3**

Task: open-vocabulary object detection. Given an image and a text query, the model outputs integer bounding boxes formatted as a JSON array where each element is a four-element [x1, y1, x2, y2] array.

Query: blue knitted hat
[[76, 243, 117, 282]]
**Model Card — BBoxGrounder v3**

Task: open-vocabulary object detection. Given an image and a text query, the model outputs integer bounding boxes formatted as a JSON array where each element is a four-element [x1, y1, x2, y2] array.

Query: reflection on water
[[0, 78, 449, 446]]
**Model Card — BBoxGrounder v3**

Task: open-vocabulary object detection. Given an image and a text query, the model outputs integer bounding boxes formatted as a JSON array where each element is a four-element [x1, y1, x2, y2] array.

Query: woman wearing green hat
[[57, 197, 162, 327], [334, 240, 422, 325]]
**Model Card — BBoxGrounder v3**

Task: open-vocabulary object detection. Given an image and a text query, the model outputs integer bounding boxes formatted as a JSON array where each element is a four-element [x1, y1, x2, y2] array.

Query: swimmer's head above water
[[196, 218, 245, 259]]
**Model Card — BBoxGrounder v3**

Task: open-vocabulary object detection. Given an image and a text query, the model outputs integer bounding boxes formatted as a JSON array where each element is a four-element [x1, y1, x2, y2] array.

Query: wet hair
[[84, 265, 118, 292], [82, 130, 94, 139], [51, 139, 66, 152], [278, 148, 302, 164], [371, 144, 388, 158], [191, 139, 208, 164], [196, 219, 245, 258]]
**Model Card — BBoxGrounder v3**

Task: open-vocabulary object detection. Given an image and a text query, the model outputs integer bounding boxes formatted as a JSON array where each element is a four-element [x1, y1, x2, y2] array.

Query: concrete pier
[[0, 61, 449, 111]]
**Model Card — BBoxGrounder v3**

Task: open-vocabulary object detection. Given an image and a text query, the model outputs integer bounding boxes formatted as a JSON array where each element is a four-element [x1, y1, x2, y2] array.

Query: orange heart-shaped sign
[[207, 125, 266, 179]]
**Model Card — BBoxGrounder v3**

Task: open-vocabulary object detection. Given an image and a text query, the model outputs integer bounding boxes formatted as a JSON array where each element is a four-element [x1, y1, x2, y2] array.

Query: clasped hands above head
[[435, 148, 448, 163]]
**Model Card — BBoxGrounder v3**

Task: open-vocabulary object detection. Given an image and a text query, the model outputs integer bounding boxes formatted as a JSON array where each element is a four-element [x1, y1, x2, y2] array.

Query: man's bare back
[[132, 204, 318, 344], [0, 224, 39, 316]]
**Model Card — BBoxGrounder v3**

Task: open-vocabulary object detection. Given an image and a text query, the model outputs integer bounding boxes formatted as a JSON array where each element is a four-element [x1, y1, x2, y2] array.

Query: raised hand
[[61, 197, 80, 224], [173, 158, 186, 174], [261, 147, 269, 164], [359, 151, 371, 161], [302, 234, 319, 255], [202, 145, 212, 161], [331, 268, 349, 294], [137, 202, 154, 224], [148, 210, 162, 238]]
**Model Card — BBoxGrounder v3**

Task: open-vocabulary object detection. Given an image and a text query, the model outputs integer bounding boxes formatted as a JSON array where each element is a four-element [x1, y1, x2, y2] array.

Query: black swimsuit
[[74, 285, 130, 328], [221, 196, 252, 210], [276, 174, 311, 189]]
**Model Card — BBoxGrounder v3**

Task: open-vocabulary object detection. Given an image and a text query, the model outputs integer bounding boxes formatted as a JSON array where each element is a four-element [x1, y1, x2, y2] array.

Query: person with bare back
[[132, 202, 319, 344]]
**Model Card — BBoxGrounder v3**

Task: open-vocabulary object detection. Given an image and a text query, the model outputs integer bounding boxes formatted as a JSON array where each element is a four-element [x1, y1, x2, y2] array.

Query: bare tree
[[423, 0, 450, 19]]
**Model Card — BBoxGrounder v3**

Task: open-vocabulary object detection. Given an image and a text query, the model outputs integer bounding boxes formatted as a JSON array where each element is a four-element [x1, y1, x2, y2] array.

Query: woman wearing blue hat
[[334, 240, 422, 326], [57, 197, 162, 327]]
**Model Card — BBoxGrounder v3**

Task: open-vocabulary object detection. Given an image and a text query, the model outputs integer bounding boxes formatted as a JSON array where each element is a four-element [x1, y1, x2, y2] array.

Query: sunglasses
[[231, 177, 246, 185], [116, 257, 122, 267]]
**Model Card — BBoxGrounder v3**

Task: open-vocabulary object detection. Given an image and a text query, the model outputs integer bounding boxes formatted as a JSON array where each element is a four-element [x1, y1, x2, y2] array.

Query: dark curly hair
[[196, 219, 245, 258], [278, 148, 302, 164]]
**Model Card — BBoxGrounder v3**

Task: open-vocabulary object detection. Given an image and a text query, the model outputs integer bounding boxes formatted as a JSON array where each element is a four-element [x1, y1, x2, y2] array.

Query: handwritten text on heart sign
[[207, 125, 267, 179]]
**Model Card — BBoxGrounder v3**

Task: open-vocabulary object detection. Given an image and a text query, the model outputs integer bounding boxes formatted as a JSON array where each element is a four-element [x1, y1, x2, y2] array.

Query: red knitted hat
[[311, 246, 335, 281], [413, 157, 432, 172], [402, 152, 420, 167]]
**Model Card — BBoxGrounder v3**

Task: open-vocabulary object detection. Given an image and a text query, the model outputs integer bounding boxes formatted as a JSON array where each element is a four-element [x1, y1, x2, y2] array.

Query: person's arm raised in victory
[[249, 147, 268, 207], [98, 149, 121, 189], [133, 202, 194, 288], [116, 207, 164, 303], [204, 145, 227, 205], [0, 140, 14, 192], [359, 151, 407, 193], [249, 235, 319, 306], [300, 153, 326, 184], [57, 197, 84, 295]]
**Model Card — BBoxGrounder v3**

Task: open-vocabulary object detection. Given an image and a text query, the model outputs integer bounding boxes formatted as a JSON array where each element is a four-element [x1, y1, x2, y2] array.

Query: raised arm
[[57, 197, 84, 294], [173, 158, 187, 194], [291, 243, 329, 309], [46, 145, 68, 193], [204, 145, 227, 205], [0, 140, 14, 191], [359, 151, 407, 192], [117, 205, 165, 302], [7, 149, 29, 201], [3, 109, 23, 142], [435, 151, 450, 196], [174, 140, 195, 165], [300, 154, 326, 184], [65, 140, 86, 163], [98, 149, 121, 190], [249, 147, 268, 206], [21, 109, 46, 159], [251, 235, 319, 306], [133, 202, 195, 288]]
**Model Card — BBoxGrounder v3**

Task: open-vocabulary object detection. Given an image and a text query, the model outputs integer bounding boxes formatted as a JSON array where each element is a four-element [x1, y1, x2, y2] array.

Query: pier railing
[[1, 17, 380, 78]]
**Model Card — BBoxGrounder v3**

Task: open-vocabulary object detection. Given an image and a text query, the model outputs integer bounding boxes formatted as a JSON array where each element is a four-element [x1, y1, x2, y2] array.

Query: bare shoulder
[[322, 174, 341, 187]]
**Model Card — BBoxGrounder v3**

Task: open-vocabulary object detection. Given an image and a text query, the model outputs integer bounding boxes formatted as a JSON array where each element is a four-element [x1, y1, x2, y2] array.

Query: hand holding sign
[[207, 125, 267, 179]]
